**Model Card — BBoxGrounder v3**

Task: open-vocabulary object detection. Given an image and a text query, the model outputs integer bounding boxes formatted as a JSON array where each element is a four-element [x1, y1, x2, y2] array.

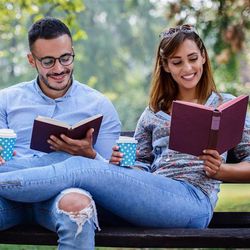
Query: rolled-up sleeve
[[94, 96, 121, 160]]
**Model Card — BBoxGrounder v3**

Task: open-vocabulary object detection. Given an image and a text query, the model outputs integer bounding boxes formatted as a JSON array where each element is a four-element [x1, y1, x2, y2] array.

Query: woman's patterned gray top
[[134, 92, 250, 208]]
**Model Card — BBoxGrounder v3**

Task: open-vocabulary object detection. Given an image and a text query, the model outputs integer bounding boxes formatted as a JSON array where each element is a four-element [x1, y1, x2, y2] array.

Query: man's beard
[[39, 69, 73, 91]]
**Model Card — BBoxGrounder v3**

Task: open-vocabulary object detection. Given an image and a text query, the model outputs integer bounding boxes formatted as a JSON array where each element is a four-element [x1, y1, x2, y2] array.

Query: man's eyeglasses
[[32, 53, 75, 69], [159, 24, 196, 40]]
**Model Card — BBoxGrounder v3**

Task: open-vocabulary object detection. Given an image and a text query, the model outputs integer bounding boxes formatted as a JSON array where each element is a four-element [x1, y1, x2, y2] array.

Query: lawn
[[0, 184, 249, 249], [215, 183, 250, 211]]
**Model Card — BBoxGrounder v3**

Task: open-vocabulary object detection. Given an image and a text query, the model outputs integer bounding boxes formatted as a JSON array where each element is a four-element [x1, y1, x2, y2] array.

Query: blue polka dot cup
[[0, 129, 16, 161], [116, 136, 137, 167]]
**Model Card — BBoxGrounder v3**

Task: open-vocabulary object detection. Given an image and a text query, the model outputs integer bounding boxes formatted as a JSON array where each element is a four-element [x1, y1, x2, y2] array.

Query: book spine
[[207, 110, 221, 149]]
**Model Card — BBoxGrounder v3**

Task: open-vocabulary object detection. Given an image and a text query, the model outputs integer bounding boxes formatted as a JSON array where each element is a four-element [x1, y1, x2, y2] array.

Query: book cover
[[169, 95, 249, 156], [30, 114, 103, 153]]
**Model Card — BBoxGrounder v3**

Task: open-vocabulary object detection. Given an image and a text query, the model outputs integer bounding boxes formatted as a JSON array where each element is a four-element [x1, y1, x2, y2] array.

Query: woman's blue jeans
[[0, 153, 213, 249]]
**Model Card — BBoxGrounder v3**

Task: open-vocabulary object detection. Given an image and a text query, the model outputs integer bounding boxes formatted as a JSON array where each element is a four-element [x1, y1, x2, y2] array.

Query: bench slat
[[209, 212, 250, 228], [0, 225, 250, 248], [96, 227, 250, 248]]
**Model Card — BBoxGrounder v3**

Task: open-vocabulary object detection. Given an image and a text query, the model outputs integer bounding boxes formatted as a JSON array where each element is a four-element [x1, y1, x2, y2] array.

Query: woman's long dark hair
[[149, 25, 219, 112]]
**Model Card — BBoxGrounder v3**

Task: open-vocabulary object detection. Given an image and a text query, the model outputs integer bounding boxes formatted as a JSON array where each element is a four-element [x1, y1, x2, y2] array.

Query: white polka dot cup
[[0, 129, 16, 161], [116, 136, 137, 167]]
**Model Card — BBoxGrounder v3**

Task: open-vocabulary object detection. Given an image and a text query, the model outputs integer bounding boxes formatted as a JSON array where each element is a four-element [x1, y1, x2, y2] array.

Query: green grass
[[0, 184, 249, 249], [0, 246, 55, 250], [215, 183, 250, 211]]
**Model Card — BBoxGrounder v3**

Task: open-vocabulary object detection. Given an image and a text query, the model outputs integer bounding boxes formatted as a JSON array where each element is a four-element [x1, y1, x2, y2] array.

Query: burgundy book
[[169, 95, 249, 156], [30, 114, 103, 153]]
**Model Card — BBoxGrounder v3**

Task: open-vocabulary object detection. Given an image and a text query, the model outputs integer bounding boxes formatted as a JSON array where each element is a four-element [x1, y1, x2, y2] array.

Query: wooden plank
[[0, 224, 250, 247], [95, 227, 250, 248], [209, 212, 250, 228], [0, 225, 57, 246]]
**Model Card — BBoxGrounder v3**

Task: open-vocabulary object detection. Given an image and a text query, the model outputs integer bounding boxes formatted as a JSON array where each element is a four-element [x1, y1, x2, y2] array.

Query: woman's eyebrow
[[170, 52, 198, 59], [187, 52, 198, 57]]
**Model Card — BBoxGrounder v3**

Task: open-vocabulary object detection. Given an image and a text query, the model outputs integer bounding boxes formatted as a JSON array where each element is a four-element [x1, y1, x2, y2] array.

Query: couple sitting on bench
[[0, 17, 249, 250]]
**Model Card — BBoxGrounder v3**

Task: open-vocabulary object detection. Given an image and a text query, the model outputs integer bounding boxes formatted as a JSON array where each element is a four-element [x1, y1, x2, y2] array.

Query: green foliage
[[72, 0, 167, 129], [0, 0, 85, 88], [0, 4, 248, 250], [162, 0, 250, 95], [74, 0, 250, 128], [0, 0, 249, 129]]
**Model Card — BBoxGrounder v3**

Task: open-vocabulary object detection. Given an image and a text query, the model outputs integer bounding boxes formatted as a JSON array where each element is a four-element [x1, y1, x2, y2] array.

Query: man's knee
[[58, 192, 91, 212], [56, 188, 100, 235]]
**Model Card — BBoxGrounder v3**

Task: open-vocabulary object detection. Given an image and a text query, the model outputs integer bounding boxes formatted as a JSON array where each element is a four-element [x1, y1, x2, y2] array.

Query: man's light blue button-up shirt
[[0, 78, 121, 160]]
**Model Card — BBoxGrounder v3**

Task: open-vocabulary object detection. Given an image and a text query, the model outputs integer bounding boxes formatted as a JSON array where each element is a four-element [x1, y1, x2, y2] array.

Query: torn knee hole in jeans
[[56, 188, 100, 237]]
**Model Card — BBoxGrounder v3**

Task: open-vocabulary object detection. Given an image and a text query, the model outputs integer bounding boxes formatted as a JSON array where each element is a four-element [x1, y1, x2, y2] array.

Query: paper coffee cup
[[0, 129, 16, 161], [116, 136, 137, 167]]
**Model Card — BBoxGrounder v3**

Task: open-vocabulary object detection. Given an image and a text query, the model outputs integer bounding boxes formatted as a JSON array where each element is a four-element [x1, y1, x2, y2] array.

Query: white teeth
[[52, 75, 65, 80], [182, 73, 195, 80]]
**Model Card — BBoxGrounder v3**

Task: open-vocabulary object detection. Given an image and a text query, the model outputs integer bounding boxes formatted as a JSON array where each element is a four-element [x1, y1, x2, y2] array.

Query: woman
[[0, 24, 249, 249]]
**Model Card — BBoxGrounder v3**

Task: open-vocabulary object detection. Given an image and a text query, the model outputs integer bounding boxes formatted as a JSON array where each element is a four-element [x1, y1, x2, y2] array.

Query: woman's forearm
[[213, 161, 250, 182]]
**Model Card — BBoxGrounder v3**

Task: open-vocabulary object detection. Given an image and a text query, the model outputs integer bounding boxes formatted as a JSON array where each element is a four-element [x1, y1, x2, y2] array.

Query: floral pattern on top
[[133, 92, 250, 208]]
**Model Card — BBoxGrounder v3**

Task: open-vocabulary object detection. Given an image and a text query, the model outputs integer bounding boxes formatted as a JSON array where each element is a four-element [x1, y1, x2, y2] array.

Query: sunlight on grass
[[0, 246, 56, 250], [215, 184, 250, 211]]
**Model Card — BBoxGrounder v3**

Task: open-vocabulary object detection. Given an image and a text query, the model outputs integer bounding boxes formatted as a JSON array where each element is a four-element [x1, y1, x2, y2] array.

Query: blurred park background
[[0, 0, 249, 249]]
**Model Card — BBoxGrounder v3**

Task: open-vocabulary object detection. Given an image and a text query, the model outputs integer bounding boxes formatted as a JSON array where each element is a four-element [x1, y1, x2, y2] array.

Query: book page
[[36, 116, 70, 129], [71, 114, 103, 129]]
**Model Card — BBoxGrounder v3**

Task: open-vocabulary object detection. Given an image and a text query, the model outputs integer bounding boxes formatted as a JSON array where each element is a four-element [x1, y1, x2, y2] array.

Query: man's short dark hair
[[28, 17, 72, 50]]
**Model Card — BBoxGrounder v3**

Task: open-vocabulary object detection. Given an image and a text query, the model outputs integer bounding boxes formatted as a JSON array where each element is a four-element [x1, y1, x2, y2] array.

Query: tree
[[0, 0, 249, 129], [73, 0, 166, 129], [164, 0, 250, 94], [72, 0, 249, 129], [0, 0, 85, 88]]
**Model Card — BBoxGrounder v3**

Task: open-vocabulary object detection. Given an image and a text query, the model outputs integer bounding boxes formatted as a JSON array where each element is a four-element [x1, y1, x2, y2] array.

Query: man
[[0, 17, 121, 249]]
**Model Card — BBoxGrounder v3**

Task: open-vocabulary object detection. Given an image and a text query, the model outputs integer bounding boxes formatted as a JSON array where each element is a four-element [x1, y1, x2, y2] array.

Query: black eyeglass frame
[[32, 53, 75, 69]]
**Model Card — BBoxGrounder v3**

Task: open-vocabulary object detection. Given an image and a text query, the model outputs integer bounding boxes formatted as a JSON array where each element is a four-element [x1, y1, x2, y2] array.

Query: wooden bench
[[0, 131, 249, 248], [0, 211, 249, 248]]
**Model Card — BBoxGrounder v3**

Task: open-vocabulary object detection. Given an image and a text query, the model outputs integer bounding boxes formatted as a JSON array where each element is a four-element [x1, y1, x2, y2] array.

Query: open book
[[169, 95, 249, 156], [30, 114, 103, 153]]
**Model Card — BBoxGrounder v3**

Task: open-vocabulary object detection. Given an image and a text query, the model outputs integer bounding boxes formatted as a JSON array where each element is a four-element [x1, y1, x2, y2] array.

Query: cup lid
[[0, 129, 17, 138], [116, 136, 137, 143]]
